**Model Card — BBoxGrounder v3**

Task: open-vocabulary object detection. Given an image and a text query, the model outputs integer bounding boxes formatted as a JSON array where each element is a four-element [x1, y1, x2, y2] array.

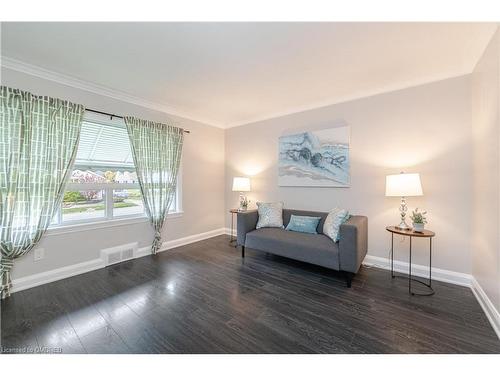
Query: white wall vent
[[101, 242, 138, 266], [122, 247, 134, 261]]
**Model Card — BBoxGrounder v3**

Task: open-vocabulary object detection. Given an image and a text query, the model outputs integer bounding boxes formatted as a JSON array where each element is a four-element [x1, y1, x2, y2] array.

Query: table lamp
[[385, 172, 423, 230], [232, 177, 251, 211]]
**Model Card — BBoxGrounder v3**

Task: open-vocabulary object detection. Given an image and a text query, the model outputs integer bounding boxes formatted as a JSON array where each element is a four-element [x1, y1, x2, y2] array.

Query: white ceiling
[[1, 22, 497, 128]]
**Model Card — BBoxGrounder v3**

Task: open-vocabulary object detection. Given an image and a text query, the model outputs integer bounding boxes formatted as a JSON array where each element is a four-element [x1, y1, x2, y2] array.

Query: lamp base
[[396, 220, 411, 231], [396, 197, 411, 230]]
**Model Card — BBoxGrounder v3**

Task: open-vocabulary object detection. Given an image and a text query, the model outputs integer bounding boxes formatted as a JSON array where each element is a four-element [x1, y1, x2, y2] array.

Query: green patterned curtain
[[0, 86, 84, 299], [124, 117, 184, 254]]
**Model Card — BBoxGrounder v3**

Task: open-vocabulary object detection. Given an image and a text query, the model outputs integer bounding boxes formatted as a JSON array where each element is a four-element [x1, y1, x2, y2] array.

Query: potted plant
[[410, 208, 427, 232], [239, 196, 250, 211]]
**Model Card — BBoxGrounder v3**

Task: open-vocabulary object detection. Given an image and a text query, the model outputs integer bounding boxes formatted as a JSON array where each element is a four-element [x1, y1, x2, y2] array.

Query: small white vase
[[413, 222, 424, 232]]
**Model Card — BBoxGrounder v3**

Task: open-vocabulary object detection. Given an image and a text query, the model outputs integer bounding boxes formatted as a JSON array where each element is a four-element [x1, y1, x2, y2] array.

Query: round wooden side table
[[229, 209, 239, 247], [386, 226, 436, 296]]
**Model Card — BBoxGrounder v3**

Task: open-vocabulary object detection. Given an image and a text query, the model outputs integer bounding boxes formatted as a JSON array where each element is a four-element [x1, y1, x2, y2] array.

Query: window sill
[[46, 211, 184, 236]]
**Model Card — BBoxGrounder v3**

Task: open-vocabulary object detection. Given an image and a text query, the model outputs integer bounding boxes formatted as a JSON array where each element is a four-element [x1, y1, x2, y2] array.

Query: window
[[50, 114, 181, 228]]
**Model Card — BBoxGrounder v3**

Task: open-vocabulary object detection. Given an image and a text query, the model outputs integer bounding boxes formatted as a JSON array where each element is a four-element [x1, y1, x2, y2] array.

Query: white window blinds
[[75, 121, 134, 170]]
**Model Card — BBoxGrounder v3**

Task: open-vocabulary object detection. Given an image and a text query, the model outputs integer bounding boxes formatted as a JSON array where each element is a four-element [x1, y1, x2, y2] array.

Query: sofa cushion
[[256, 201, 284, 229], [283, 209, 328, 234], [285, 215, 321, 234], [323, 207, 350, 242], [245, 228, 340, 270]]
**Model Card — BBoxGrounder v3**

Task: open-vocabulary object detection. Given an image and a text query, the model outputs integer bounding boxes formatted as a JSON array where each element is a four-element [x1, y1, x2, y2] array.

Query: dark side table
[[386, 226, 436, 296]]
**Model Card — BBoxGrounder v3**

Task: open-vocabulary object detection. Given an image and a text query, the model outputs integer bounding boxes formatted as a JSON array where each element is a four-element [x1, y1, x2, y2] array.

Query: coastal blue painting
[[278, 126, 350, 187]]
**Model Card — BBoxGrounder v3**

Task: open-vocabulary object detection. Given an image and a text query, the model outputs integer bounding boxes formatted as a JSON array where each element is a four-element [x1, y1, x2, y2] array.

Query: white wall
[[471, 29, 500, 313], [225, 76, 473, 274], [1, 68, 226, 279]]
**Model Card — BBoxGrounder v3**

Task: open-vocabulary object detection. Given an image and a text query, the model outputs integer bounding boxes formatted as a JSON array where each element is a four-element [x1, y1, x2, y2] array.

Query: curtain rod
[[85, 108, 191, 133]]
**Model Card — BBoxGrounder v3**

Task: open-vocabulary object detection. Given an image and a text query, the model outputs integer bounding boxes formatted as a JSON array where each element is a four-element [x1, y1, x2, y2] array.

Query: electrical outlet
[[34, 248, 45, 262]]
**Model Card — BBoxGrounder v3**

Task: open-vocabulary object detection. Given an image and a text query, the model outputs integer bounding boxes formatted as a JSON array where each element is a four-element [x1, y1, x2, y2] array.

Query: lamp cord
[[362, 236, 405, 270]]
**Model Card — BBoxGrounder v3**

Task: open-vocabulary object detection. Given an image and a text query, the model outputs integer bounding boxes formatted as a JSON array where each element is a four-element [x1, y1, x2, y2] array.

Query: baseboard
[[11, 259, 104, 293], [11, 227, 226, 293], [363, 254, 500, 340], [471, 277, 500, 339], [135, 227, 226, 258], [363, 254, 472, 287], [163, 228, 226, 251], [225, 227, 236, 237]]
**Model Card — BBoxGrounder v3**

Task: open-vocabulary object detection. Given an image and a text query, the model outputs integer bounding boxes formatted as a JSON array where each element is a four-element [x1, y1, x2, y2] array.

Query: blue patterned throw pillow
[[285, 215, 321, 234], [256, 202, 284, 229], [323, 208, 350, 242]]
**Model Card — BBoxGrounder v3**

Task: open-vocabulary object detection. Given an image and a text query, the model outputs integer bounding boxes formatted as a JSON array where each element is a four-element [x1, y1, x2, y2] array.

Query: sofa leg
[[344, 272, 354, 288], [241, 245, 245, 258]]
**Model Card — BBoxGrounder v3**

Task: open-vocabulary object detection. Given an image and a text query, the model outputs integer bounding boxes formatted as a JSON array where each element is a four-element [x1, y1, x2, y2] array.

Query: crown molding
[[1, 56, 470, 131], [0, 56, 225, 129]]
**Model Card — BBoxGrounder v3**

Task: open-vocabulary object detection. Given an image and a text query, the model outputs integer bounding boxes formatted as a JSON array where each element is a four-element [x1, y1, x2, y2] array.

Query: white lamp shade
[[385, 173, 423, 197], [232, 177, 251, 192]]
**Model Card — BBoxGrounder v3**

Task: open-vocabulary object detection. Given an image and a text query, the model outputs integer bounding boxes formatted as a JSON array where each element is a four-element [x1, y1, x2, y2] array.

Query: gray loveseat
[[236, 209, 368, 287]]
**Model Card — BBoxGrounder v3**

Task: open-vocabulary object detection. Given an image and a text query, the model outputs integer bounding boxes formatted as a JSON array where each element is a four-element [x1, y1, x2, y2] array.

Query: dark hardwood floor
[[1, 235, 499, 354]]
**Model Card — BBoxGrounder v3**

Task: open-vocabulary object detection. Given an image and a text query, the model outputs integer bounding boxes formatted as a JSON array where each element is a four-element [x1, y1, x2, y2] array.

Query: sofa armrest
[[338, 215, 368, 273], [236, 210, 258, 246]]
